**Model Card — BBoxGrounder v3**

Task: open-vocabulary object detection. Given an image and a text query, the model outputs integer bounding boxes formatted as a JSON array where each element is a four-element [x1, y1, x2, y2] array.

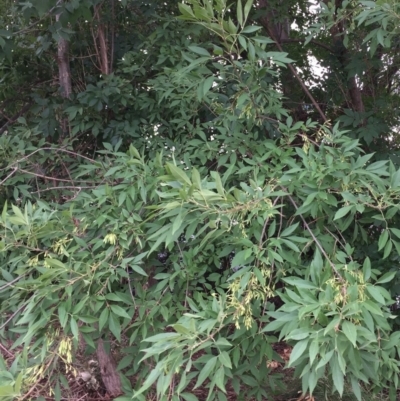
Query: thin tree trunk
[[97, 23, 109, 75], [94, 3, 111, 75], [96, 338, 122, 397], [56, 17, 72, 98], [56, 2, 72, 137]]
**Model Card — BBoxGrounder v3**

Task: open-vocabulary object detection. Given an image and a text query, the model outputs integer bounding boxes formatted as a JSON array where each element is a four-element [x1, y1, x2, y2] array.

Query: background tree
[[1, 1, 400, 400]]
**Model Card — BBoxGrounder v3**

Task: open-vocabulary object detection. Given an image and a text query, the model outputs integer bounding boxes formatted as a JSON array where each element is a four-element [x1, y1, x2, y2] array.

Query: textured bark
[[56, 14, 72, 98], [96, 338, 122, 397], [97, 23, 109, 75], [348, 76, 365, 114], [93, 3, 112, 75], [56, 3, 72, 137]]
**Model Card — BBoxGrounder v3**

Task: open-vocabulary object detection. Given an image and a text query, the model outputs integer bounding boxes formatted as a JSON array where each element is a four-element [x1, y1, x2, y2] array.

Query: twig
[[19, 352, 57, 401], [0, 342, 13, 357], [0, 303, 26, 331], [18, 168, 87, 183], [2, 147, 98, 171], [30, 185, 95, 195], [259, 21, 328, 123], [281, 187, 344, 282], [0, 167, 18, 185], [0, 103, 33, 135], [0, 274, 26, 292], [281, 38, 333, 53], [11, 4, 59, 36]]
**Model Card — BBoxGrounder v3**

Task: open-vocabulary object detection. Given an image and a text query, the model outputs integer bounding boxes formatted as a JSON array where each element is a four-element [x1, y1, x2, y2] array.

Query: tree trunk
[[56, 3, 72, 138], [323, 0, 366, 118], [93, 3, 112, 75], [96, 338, 122, 397], [56, 15, 72, 98], [258, 0, 290, 43], [97, 22, 109, 75]]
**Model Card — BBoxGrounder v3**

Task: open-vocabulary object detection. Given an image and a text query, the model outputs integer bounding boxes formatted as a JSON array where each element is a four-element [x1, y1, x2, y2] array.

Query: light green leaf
[[14, 372, 23, 394], [309, 339, 319, 365], [134, 363, 162, 396], [110, 305, 131, 319], [366, 160, 388, 172], [390, 227, 400, 239], [178, 3, 195, 18], [70, 317, 79, 340], [0, 386, 15, 396], [130, 264, 148, 277], [143, 333, 181, 342], [195, 356, 218, 388], [366, 285, 385, 305], [118, 192, 127, 207], [237, 0, 243, 26], [219, 351, 232, 369], [288, 339, 308, 366], [58, 304, 67, 328], [109, 313, 121, 341], [282, 277, 317, 289], [167, 163, 192, 185], [363, 300, 383, 316], [334, 205, 354, 220], [44, 258, 66, 269], [342, 321, 357, 347], [11, 204, 27, 225], [215, 338, 232, 347], [363, 257, 371, 281], [211, 171, 225, 197], [280, 223, 299, 237], [181, 393, 199, 401], [238, 34, 247, 51], [331, 354, 344, 396], [390, 169, 400, 188], [244, 0, 254, 19], [230, 249, 252, 268], [203, 76, 214, 97], [172, 211, 183, 235], [378, 230, 389, 251], [214, 366, 226, 393], [188, 46, 210, 57], [376, 270, 396, 284], [99, 307, 109, 331], [383, 239, 392, 259], [350, 376, 362, 401], [241, 25, 261, 34]]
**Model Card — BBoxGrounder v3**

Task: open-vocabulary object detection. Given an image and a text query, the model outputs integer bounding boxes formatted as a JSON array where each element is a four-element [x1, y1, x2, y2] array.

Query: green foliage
[[2, 125, 400, 399], [1, 0, 400, 400]]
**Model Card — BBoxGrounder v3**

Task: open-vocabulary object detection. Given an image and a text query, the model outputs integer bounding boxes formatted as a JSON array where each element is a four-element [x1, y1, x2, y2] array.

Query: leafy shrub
[[2, 122, 400, 400], [1, 0, 400, 400]]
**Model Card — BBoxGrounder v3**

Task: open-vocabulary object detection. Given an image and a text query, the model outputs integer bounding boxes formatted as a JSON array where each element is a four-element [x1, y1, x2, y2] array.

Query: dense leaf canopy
[[1, 0, 400, 400]]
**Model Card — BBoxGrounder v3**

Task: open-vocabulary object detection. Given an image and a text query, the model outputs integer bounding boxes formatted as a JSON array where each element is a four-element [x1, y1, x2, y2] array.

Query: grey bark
[[56, 12, 72, 98]]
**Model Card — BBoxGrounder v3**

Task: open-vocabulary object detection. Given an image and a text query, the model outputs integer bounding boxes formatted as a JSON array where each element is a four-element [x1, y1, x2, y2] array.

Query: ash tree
[[0, 0, 400, 400]]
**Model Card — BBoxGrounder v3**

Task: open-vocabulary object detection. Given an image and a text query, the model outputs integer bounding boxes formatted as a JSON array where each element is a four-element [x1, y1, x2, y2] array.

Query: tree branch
[[0, 103, 33, 135], [281, 187, 344, 282], [281, 38, 334, 53]]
